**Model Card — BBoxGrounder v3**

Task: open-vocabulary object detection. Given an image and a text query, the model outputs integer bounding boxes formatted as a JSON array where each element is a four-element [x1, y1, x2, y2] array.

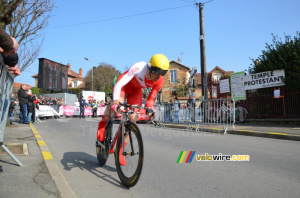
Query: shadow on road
[[60, 152, 127, 189]]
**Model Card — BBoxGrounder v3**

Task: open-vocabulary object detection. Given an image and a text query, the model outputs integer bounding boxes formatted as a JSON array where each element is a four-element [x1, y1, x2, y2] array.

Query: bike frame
[[103, 106, 140, 156]]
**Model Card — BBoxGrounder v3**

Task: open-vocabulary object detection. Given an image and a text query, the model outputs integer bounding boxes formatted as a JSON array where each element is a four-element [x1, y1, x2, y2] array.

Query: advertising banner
[[63, 106, 74, 116], [38, 105, 56, 117]]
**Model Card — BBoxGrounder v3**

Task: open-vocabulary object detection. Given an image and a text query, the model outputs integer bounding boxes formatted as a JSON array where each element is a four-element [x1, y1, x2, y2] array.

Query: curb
[[163, 124, 300, 141], [29, 123, 77, 198]]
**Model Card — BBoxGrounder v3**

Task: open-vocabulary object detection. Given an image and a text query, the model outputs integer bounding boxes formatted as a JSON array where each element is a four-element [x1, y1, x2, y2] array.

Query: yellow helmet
[[149, 54, 169, 76]]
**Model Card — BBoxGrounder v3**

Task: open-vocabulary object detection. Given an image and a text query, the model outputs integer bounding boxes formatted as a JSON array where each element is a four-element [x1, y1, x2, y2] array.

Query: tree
[[85, 63, 121, 94], [31, 86, 40, 94], [0, 0, 22, 28], [0, 0, 54, 71], [248, 32, 300, 91]]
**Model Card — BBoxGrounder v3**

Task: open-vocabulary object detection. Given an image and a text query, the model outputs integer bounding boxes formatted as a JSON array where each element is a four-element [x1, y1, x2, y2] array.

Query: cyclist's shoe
[[119, 141, 127, 166], [97, 118, 107, 142]]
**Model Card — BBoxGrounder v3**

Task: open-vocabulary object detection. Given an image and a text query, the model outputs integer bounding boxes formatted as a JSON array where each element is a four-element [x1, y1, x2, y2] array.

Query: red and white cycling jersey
[[113, 61, 165, 108]]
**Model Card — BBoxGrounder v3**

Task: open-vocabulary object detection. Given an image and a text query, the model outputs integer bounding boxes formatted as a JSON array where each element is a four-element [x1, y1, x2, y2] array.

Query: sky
[[15, 0, 300, 86]]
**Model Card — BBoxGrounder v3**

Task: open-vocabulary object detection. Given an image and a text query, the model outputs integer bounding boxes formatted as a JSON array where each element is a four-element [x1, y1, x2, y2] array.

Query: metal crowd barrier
[[153, 104, 165, 127], [0, 55, 23, 166], [154, 98, 236, 134], [196, 98, 236, 134]]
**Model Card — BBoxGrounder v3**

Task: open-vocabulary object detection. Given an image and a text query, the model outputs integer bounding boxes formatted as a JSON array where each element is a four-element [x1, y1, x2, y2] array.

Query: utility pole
[[198, 2, 208, 100]]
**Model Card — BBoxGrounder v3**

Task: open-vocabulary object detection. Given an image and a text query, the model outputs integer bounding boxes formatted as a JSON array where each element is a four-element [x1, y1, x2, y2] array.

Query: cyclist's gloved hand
[[146, 108, 155, 117], [111, 104, 118, 112]]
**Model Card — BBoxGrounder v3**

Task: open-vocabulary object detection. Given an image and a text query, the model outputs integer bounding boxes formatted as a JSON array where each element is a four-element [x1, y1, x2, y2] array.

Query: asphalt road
[[35, 117, 300, 198]]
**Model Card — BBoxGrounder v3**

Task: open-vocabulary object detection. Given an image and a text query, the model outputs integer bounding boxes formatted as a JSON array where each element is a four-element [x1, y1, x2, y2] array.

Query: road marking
[[238, 130, 255, 132], [268, 132, 287, 135], [42, 151, 53, 160], [210, 128, 223, 130], [37, 141, 46, 146], [35, 135, 41, 138]]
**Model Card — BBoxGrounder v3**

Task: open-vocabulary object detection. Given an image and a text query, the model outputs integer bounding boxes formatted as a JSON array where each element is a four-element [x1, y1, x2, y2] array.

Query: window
[[213, 73, 222, 81], [73, 81, 77, 87], [170, 70, 177, 83], [212, 85, 217, 98]]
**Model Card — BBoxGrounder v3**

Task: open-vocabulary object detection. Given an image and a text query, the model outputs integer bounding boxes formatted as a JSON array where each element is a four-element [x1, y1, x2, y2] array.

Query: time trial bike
[[95, 103, 149, 187]]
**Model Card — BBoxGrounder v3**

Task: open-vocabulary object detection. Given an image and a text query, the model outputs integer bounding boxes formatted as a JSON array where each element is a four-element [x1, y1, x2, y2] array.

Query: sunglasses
[[150, 67, 168, 76]]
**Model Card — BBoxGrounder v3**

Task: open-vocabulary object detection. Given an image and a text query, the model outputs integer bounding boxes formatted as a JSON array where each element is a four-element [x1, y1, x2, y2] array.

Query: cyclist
[[96, 54, 169, 165]]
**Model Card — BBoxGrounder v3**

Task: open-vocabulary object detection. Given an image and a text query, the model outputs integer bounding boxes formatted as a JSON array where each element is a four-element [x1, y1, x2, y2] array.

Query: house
[[193, 66, 234, 99], [32, 61, 85, 89], [160, 60, 191, 102]]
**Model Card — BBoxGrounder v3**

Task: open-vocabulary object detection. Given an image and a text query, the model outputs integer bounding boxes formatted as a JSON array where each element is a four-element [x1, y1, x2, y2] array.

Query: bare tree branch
[[3, 0, 54, 71]]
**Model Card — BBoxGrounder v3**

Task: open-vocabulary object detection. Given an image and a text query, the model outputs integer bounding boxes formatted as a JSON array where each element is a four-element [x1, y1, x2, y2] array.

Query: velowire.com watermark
[[176, 151, 250, 163]]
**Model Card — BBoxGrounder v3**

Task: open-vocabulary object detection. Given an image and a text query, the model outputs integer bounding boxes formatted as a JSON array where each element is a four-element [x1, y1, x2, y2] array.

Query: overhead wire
[[49, 4, 195, 29]]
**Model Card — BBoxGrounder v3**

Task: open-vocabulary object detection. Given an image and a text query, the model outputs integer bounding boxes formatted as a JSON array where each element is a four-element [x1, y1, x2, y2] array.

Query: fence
[[155, 98, 237, 134], [0, 55, 23, 166], [240, 88, 300, 119]]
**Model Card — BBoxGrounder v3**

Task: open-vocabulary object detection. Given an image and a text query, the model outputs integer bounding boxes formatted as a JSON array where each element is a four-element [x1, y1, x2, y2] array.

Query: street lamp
[[84, 57, 94, 91]]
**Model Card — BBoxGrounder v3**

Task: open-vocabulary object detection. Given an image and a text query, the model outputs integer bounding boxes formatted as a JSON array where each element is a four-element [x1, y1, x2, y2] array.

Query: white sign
[[219, 79, 230, 93], [243, 70, 285, 90], [81, 91, 105, 102], [230, 72, 246, 100], [37, 105, 56, 117]]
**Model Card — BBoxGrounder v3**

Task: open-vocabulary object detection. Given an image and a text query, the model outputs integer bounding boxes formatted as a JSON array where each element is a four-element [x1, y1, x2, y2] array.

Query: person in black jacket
[[27, 92, 36, 122], [79, 96, 87, 118], [18, 84, 29, 124]]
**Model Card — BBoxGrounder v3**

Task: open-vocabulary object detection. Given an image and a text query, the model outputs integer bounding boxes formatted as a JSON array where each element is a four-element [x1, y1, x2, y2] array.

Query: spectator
[[100, 100, 105, 107], [164, 99, 173, 122], [74, 99, 80, 107], [187, 95, 195, 122], [173, 97, 180, 123], [79, 96, 87, 118], [33, 97, 39, 123], [27, 91, 35, 122], [18, 84, 29, 124], [52, 97, 58, 111], [105, 96, 111, 106], [192, 90, 196, 103], [60, 98, 65, 106], [91, 100, 97, 117], [49, 97, 53, 106], [8, 100, 17, 124], [0, 27, 21, 76]]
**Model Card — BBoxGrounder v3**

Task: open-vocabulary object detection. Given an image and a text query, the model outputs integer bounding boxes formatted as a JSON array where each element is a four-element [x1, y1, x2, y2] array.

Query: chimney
[[67, 63, 71, 73], [79, 68, 83, 77], [177, 57, 181, 63]]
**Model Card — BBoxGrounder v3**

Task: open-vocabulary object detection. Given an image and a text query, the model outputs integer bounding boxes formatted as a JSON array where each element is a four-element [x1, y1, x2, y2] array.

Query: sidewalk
[[163, 121, 300, 141], [0, 123, 60, 198]]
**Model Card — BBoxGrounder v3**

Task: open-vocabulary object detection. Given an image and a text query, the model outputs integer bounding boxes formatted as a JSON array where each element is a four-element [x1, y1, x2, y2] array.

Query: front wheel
[[115, 122, 144, 188]]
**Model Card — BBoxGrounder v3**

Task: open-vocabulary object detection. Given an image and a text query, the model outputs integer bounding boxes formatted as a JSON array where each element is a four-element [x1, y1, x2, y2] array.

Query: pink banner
[[84, 106, 93, 116], [63, 106, 75, 116], [62, 106, 107, 116], [62, 106, 149, 120]]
